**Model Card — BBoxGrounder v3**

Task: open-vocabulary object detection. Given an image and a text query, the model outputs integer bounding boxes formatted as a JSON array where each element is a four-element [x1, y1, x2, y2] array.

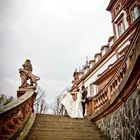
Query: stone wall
[[96, 89, 140, 140]]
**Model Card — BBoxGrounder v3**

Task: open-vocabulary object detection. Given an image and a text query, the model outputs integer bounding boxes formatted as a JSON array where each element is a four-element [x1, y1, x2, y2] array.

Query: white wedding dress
[[61, 90, 83, 118]]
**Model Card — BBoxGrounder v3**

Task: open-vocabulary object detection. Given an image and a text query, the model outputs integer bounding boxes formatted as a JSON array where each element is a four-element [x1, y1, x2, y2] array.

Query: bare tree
[[0, 94, 14, 105], [49, 95, 62, 115], [49, 88, 70, 115], [34, 86, 49, 114], [0, 94, 14, 111]]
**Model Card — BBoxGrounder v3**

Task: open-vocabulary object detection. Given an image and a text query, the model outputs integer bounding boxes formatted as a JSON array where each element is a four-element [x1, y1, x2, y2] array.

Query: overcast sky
[[0, 0, 112, 104]]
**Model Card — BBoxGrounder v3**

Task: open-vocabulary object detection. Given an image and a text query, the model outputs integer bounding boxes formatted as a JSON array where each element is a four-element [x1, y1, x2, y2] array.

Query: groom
[[81, 85, 88, 117]]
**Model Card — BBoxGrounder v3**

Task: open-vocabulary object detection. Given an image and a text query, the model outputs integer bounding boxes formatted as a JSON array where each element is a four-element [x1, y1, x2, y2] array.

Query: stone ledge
[[0, 90, 34, 116]]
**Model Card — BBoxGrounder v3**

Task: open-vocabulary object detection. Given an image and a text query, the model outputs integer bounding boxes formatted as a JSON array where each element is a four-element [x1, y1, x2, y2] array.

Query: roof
[[106, 0, 118, 11]]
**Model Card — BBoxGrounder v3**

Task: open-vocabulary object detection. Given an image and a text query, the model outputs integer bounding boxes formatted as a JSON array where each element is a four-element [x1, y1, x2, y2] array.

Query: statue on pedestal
[[19, 59, 40, 91]]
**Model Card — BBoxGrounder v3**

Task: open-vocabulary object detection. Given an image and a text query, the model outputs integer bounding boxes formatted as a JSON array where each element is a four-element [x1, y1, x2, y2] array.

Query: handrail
[[0, 90, 34, 115], [0, 90, 36, 140], [87, 24, 140, 116]]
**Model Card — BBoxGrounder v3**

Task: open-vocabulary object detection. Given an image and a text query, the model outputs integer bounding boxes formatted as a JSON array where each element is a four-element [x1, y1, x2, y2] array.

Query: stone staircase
[[26, 114, 109, 140]]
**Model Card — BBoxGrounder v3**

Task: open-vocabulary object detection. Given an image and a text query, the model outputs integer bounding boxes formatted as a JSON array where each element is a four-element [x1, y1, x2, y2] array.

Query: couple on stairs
[[61, 86, 88, 118]]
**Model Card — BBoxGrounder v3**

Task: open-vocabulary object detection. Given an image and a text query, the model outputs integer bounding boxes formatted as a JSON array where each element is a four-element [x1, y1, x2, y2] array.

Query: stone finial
[[19, 59, 40, 91]]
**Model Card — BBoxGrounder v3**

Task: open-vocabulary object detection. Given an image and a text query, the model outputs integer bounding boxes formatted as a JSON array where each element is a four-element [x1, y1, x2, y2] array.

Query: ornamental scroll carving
[[19, 59, 40, 91]]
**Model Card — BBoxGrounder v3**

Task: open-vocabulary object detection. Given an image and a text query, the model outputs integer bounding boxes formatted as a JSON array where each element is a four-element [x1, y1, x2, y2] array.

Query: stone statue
[[19, 59, 40, 90]]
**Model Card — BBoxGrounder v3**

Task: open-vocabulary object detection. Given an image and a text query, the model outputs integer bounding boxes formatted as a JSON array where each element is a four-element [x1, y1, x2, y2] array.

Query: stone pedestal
[[17, 89, 37, 112]]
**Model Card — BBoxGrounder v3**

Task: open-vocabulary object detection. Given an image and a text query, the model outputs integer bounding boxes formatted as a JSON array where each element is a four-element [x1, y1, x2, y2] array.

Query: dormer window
[[94, 53, 102, 63], [101, 45, 109, 56], [130, 5, 139, 22]]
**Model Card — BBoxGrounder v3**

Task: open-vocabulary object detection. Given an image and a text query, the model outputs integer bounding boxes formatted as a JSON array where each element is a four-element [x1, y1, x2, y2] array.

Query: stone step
[[35, 118, 88, 123], [28, 131, 106, 137], [29, 131, 105, 135], [26, 114, 109, 140], [34, 119, 91, 123], [27, 132, 107, 140], [30, 128, 101, 134], [33, 123, 99, 128], [33, 122, 93, 127], [33, 120, 95, 124], [31, 126, 99, 131], [35, 114, 86, 121], [27, 136, 104, 140], [32, 125, 100, 132], [31, 124, 100, 130]]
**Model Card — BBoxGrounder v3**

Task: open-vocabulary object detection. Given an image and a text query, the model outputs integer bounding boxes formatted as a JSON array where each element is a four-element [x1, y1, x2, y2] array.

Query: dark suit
[[81, 89, 87, 116]]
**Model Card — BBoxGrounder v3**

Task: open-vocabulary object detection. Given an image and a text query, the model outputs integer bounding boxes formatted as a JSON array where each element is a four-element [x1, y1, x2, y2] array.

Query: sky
[[0, 0, 112, 104]]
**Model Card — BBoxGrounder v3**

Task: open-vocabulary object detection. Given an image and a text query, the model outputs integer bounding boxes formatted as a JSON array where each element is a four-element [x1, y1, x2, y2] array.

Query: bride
[[61, 89, 83, 118]]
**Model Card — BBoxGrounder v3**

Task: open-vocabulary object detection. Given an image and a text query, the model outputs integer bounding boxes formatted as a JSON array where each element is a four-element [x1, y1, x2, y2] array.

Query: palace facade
[[70, 0, 140, 97]]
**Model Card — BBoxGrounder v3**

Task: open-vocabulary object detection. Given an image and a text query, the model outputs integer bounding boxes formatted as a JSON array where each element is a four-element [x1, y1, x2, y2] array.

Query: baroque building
[[70, 0, 140, 138], [71, 0, 140, 98], [0, 0, 140, 139]]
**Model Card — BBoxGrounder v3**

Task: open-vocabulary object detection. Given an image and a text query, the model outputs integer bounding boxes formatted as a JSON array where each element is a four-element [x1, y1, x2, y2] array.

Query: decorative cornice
[[106, 0, 118, 11], [123, 0, 135, 10]]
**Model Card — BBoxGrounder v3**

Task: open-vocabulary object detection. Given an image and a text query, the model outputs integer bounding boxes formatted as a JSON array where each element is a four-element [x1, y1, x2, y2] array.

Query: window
[[118, 20, 125, 36], [115, 4, 121, 14], [131, 6, 139, 22], [90, 84, 94, 95]]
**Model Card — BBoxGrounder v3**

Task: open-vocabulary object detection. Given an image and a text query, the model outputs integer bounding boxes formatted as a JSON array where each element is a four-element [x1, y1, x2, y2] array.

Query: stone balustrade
[[86, 24, 140, 139], [0, 90, 36, 140], [87, 24, 140, 114], [88, 60, 128, 112]]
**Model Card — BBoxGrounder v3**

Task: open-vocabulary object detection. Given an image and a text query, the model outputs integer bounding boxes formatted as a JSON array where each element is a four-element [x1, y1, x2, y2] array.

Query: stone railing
[[87, 24, 140, 117], [0, 90, 36, 140]]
